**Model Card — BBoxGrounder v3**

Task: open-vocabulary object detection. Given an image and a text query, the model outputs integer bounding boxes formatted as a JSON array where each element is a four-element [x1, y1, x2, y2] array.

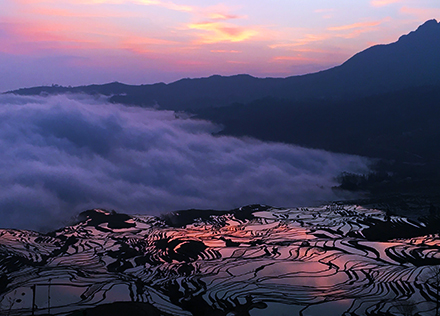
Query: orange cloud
[[188, 22, 258, 43]]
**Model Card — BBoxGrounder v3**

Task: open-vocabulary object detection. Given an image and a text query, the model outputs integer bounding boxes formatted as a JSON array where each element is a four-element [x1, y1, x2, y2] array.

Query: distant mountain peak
[[398, 18, 440, 42], [413, 18, 439, 35], [418, 18, 439, 28]]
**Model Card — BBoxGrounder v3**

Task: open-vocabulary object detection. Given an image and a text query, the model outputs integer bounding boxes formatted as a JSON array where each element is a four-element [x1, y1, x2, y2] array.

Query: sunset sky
[[1, 0, 439, 92]]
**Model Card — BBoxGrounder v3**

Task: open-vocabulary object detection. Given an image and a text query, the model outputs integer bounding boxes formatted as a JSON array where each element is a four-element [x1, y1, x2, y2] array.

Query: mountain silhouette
[[7, 19, 440, 111], [309, 19, 440, 96]]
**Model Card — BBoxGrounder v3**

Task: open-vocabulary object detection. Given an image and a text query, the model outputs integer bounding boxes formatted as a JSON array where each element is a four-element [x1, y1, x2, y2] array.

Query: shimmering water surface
[[1, 205, 440, 315]]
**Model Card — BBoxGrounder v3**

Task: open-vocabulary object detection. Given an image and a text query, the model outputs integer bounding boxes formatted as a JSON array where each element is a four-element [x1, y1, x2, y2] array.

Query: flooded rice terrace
[[1, 204, 440, 316]]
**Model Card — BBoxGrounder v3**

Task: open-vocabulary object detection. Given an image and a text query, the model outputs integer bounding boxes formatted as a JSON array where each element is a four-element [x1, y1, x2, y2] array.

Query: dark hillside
[[196, 85, 440, 161], [195, 85, 440, 196]]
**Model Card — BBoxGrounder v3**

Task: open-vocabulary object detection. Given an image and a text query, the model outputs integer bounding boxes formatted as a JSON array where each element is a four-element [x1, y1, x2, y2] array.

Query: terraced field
[[1, 205, 440, 315]]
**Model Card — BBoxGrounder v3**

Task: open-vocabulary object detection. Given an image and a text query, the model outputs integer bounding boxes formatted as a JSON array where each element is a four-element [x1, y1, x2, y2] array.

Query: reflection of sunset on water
[[2, 204, 440, 315]]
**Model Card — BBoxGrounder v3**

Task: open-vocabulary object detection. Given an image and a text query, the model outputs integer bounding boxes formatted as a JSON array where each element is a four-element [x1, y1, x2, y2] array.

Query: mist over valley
[[0, 94, 370, 231]]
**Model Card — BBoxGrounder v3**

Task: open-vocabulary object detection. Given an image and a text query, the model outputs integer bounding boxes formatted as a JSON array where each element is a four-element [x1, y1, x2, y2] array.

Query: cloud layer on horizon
[[0, 94, 370, 231]]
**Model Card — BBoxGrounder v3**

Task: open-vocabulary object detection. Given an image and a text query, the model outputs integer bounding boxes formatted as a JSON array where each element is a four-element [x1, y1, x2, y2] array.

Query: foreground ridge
[[1, 204, 440, 315]]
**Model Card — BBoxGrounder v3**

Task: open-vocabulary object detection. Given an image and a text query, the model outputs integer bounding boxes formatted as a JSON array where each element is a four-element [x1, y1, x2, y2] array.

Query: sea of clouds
[[0, 94, 370, 231]]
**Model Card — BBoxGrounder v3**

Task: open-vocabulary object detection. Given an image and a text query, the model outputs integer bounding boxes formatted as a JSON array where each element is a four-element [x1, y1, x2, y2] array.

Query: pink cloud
[[119, 36, 182, 56], [210, 49, 241, 53], [271, 56, 316, 62], [370, 0, 402, 7], [27, 6, 142, 18], [208, 13, 243, 20], [0, 20, 107, 55], [16, 0, 194, 12], [134, 0, 193, 12], [399, 6, 440, 20], [328, 20, 383, 31], [325, 18, 392, 39], [226, 60, 248, 64]]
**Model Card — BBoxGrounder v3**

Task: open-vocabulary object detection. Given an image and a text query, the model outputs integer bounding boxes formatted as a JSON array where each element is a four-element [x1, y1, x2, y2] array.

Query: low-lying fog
[[0, 94, 370, 231]]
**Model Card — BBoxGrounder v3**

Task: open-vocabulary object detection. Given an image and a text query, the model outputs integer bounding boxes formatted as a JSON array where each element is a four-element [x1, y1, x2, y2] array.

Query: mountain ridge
[[6, 19, 440, 110]]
